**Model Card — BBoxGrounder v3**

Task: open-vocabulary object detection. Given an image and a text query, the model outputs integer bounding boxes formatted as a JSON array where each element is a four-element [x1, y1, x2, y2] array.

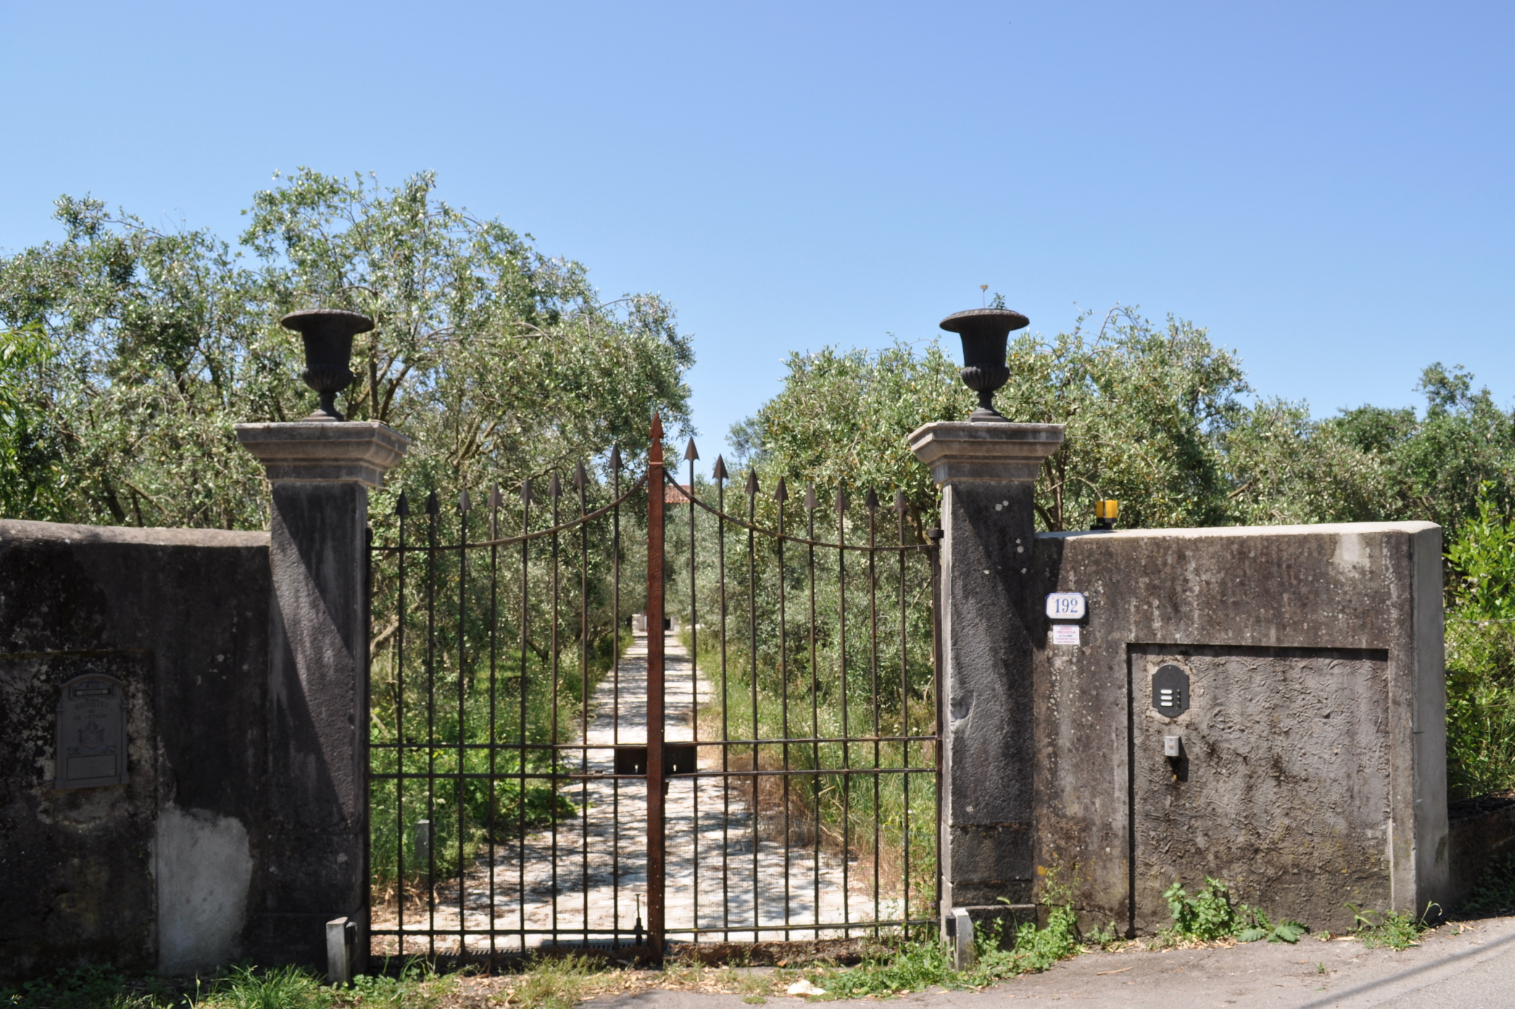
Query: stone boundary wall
[[1031, 522, 1447, 934], [0, 520, 270, 982]]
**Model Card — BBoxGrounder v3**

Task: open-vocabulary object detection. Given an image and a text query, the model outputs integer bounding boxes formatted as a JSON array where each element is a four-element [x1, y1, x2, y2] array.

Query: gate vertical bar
[[610, 449, 622, 947], [646, 413, 667, 955], [395, 495, 409, 953], [456, 489, 470, 956], [578, 464, 591, 945], [685, 440, 701, 938], [424, 491, 439, 955]]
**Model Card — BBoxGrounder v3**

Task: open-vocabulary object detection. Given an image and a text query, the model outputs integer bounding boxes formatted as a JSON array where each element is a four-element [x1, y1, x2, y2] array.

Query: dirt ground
[[441, 916, 1515, 1009]]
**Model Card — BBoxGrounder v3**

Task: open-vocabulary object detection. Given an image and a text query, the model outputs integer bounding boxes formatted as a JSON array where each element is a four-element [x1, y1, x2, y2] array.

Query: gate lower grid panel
[[365, 430, 941, 956]]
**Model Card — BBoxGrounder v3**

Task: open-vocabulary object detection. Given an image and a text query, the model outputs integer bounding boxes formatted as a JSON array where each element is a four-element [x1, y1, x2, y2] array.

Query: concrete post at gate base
[[235, 421, 409, 967], [908, 420, 1064, 950]]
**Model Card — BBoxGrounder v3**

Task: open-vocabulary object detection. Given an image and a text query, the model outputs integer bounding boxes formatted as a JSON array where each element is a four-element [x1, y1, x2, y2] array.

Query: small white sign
[[1045, 592, 1087, 620], [1051, 624, 1081, 646]]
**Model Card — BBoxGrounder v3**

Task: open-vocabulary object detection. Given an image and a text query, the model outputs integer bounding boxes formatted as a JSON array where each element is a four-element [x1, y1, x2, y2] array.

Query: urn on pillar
[[938, 307, 1030, 423], [281, 308, 374, 422]]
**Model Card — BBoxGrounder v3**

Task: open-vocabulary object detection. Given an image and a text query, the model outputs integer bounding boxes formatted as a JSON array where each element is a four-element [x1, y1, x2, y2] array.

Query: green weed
[[342, 960, 455, 1009], [1081, 921, 1125, 950], [1163, 878, 1244, 942], [1162, 878, 1306, 944], [1348, 903, 1437, 950], [814, 939, 957, 998]]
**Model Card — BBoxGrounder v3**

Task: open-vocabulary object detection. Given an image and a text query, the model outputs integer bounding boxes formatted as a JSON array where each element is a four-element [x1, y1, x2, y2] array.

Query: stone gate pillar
[[909, 420, 1062, 952], [235, 421, 409, 966]]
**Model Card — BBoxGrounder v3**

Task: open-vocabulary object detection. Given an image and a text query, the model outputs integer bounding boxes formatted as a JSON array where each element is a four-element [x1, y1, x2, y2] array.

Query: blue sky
[[2, 1, 1510, 471]]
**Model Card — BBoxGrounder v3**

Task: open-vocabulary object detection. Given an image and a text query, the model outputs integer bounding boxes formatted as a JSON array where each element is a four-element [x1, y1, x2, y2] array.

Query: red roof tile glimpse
[[665, 483, 692, 503]]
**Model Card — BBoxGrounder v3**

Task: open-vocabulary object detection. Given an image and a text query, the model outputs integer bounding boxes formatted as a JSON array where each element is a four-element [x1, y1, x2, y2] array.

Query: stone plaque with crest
[[55, 673, 129, 789]]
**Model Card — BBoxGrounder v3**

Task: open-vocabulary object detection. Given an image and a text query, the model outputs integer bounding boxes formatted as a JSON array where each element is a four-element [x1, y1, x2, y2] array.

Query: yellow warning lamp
[[1092, 499, 1118, 531]]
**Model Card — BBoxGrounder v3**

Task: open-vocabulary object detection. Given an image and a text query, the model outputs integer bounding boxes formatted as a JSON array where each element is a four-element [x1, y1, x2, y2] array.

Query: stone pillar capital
[[234, 421, 410, 487], [908, 421, 1065, 485]]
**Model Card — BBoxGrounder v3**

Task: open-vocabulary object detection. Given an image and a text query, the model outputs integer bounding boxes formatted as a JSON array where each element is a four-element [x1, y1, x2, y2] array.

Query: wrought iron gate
[[366, 416, 941, 960]]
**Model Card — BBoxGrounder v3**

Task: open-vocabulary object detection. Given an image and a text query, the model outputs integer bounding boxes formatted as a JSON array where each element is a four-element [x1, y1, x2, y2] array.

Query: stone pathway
[[374, 632, 889, 954]]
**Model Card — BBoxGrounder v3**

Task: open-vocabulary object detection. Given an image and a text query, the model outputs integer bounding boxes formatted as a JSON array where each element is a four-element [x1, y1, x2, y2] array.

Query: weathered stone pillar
[[908, 421, 1062, 944], [235, 421, 409, 966]]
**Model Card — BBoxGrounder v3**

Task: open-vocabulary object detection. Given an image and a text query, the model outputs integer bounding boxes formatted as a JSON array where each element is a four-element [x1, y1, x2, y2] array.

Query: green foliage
[[1163, 877, 1244, 942], [738, 307, 1250, 533], [0, 172, 693, 528], [1443, 487, 1515, 798], [1459, 849, 1515, 916], [1449, 491, 1515, 621], [997, 308, 1248, 531], [1, 966, 179, 1009], [979, 903, 1084, 975], [816, 939, 957, 998], [733, 340, 968, 533], [736, 303, 1515, 547], [1348, 904, 1435, 950], [1161, 878, 1305, 944]]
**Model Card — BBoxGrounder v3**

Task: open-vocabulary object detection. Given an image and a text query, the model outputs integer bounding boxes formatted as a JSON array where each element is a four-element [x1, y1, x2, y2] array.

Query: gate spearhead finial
[[458, 488, 471, 514], [684, 438, 699, 462], [745, 470, 759, 496], [865, 489, 880, 511], [774, 477, 789, 503], [549, 473, 562, 499], [574, 461, 588, 490], [712, 455, 729, 482], [489, 483, 502, 510], [425, 490, 440, 517], [609, 446, 622, 471], [396, 491, 410, 517]]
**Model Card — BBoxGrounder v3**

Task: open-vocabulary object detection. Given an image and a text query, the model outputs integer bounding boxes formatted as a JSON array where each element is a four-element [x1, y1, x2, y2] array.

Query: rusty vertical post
[[646, 413, 667, 955]]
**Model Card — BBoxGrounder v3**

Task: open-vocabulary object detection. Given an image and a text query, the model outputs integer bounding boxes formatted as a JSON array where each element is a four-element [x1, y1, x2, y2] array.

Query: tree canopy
[[0, 170, 694, 528], [733, 304, 1515, 541]]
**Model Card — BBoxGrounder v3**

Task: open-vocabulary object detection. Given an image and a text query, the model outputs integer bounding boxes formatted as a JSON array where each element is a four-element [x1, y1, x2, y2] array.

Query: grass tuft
[[502, 954, 598, 1009]]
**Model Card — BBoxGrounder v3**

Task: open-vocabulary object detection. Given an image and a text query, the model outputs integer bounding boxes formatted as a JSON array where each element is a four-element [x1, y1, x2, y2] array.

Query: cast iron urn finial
[[279, 309, 374, 422], [940, 307, 1030, 422]]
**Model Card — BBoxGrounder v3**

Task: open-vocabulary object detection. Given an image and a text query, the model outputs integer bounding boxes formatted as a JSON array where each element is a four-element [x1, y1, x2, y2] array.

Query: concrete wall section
[[1032, 522, 1447, 934], [0, 520, 270, 981]]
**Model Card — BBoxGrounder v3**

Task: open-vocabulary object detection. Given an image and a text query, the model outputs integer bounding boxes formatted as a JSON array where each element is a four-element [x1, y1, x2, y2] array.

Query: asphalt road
[[593, 916, 1515, 1009]]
